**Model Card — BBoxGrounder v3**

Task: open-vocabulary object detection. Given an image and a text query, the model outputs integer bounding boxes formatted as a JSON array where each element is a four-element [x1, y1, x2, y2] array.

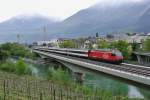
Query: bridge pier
[[73, 72, 84, 84], [56, 61, 86, 83]]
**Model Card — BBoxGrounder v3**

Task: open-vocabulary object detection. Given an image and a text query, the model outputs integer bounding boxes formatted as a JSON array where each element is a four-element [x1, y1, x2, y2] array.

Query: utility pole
[[17, 34, 20, 44]]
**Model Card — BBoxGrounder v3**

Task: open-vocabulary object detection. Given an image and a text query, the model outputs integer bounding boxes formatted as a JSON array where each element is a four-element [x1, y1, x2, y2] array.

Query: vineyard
[[0, 71, 103, 100], [0, 71, 143, 100]]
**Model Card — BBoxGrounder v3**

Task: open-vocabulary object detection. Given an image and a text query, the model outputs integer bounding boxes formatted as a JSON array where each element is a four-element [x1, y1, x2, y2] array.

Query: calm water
[[31, 61, 150, 99]]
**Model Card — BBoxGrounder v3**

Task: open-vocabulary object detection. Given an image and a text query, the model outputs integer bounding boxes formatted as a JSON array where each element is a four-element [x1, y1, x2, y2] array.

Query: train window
[[68, 50, 87, 54], [111, 53, 116, 56]]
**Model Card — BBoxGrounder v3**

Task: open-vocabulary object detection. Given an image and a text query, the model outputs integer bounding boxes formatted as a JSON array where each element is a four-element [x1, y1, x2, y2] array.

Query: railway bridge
[[33, 47, 150, 86]]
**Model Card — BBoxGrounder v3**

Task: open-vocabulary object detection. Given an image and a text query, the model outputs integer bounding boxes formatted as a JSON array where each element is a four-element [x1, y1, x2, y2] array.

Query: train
[[35, 47, 123, 64]]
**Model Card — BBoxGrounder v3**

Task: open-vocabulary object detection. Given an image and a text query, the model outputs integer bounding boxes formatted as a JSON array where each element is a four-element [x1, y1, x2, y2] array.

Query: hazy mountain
[[0, 15, 59, 43], [54, 0, 150, 35], [0, 15, 57, 33]]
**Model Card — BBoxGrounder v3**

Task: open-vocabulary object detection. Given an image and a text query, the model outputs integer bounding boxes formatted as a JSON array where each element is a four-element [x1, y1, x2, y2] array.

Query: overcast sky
[[0, 0, 144, 22]]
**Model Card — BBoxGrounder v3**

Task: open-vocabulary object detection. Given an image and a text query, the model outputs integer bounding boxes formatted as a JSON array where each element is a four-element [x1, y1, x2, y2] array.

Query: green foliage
[[0, 61, 16, 72], [0, 43, 36, 59], [50, 68, 71, 85], [0, 50, 11, 60], [74, 85, 114, 100], [97, 39, 133, 59], [0, 59, 28, 75], [143, 38, 150, 52], [111, 40, 132, 59], [59, 40, 76, 48], [74, 85, 93, 95], [109, 82, 129, 96], [131, 42, 140, 51], [139, 88, 150, 100], [15, 59, 27, 75], [97, 40, 109, 49]]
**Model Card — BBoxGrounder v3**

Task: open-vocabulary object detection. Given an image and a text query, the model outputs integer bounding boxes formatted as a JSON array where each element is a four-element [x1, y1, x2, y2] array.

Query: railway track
[[121, 63, 150, 77], [35, 48, 150, 78], [87, 59, 150, 77]]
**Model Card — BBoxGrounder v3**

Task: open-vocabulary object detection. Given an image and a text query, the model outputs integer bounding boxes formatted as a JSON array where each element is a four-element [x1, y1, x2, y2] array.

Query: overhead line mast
[[43, 26, 47, 41]]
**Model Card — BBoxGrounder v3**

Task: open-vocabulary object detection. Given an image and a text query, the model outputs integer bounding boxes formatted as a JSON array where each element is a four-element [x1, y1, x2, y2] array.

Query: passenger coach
[[35, 47, 123, 64]]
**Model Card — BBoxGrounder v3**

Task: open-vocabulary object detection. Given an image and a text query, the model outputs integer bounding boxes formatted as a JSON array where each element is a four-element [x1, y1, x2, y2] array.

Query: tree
[[0, 49, 10, 60], [131, 42, 140, 51], [59, 40, 76, 48], [143, 38, 150, 52], [0, 43, 36, 59], [15, 59, 27, 75], [111, 40, 132, 59], [97, 40, 109, 49]]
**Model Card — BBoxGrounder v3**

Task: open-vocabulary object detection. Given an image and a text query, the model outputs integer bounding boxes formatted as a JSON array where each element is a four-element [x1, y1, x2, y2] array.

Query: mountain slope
[[0, 15, 57, 33], [0, 15, 59, 43], [53, 0, 150, 35]]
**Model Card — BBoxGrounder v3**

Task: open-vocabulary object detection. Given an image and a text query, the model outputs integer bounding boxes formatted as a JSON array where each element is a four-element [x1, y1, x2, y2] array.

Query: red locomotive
[[88, 49, 123, 64], [36, 47, 123, 64]]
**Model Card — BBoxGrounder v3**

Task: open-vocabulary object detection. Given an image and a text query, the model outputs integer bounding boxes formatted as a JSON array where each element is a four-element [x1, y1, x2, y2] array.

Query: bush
[[59, 40, 76, 48], [15, 59, 27, 75], [50, 68, 71, 85], [0, 61, 16, 72], [0, 59, 28, 75], [97, 40, 110, 49]]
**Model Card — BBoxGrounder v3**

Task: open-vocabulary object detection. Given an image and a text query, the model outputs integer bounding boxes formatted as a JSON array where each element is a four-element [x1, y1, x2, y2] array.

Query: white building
[[126, 35, 148, 44], [35, 39, 59, 47]]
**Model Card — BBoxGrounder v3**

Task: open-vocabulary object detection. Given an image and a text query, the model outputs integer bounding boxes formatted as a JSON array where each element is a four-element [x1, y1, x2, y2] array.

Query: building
[[33, 39, 59, 47]]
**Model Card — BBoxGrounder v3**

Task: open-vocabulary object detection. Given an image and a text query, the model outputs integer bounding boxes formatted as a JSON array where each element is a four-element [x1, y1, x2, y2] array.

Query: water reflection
[[128, 85, 144, 99]]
